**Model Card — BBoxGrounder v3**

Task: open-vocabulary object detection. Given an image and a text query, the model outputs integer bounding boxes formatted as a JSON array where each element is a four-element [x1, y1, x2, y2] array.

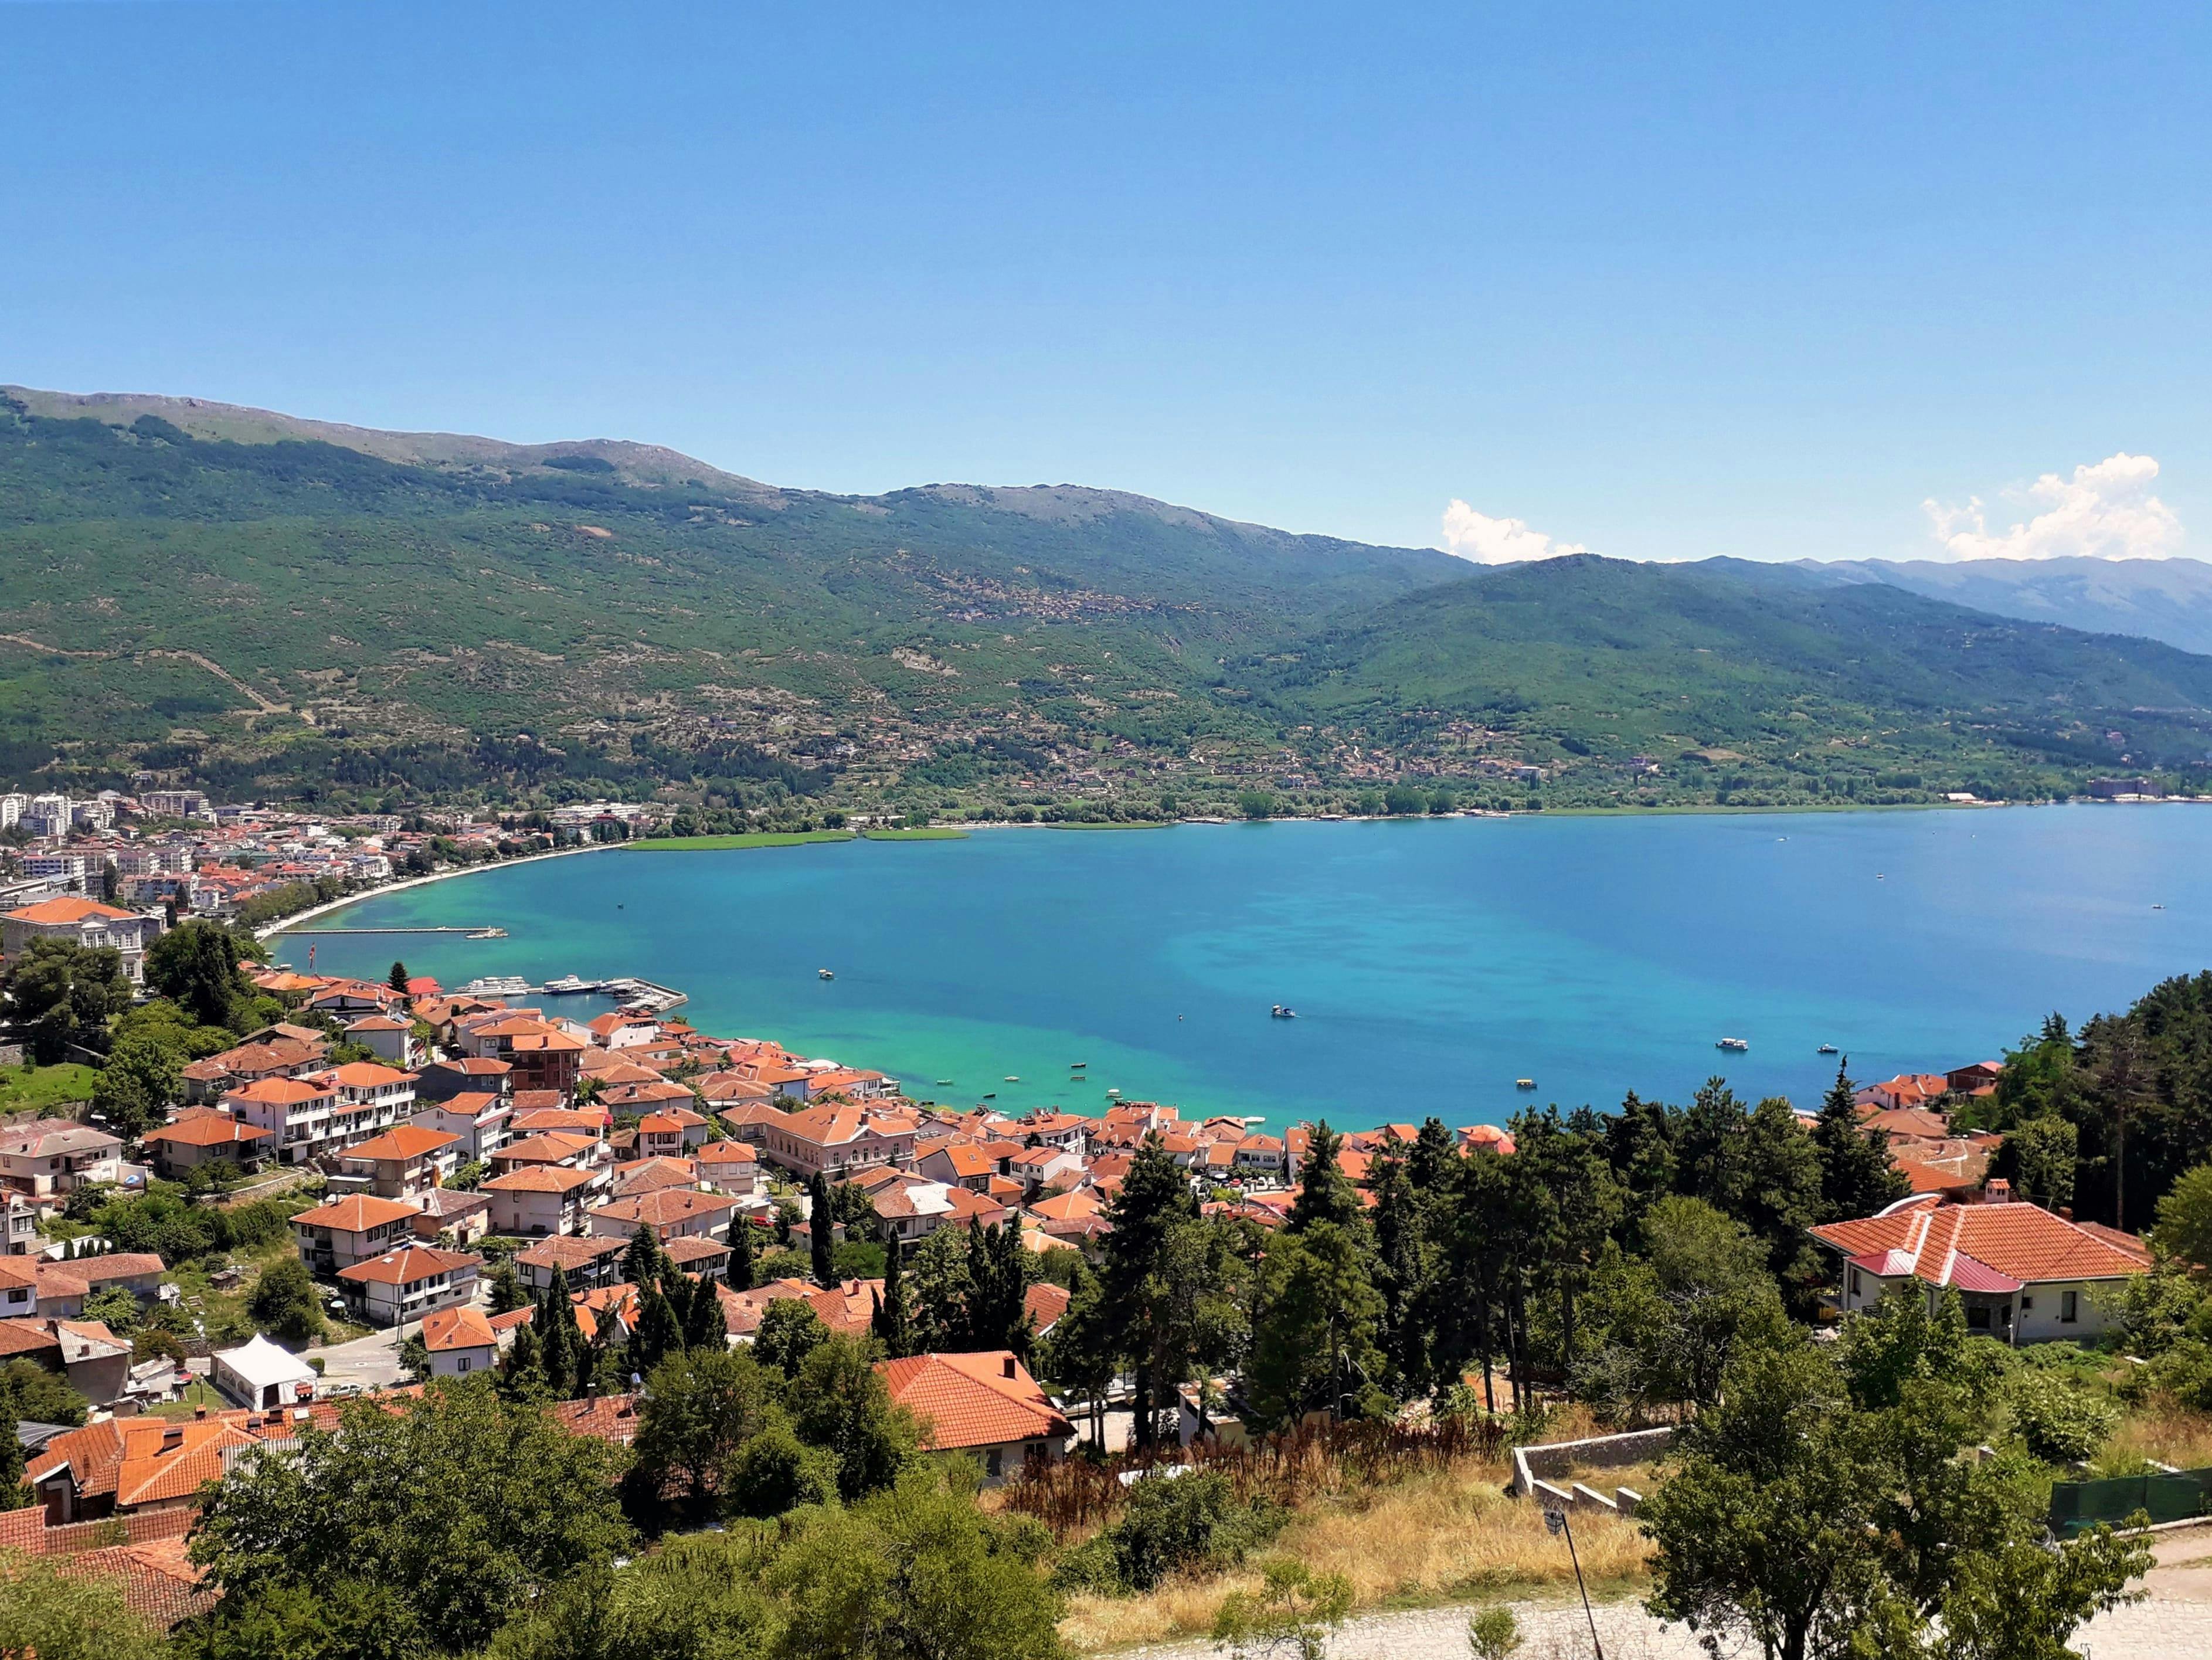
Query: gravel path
[[1124, 1585, 2212, 1660]]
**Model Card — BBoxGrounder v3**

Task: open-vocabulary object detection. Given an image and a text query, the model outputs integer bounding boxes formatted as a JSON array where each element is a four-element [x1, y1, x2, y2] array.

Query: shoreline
[[256, 841, 620, 943]]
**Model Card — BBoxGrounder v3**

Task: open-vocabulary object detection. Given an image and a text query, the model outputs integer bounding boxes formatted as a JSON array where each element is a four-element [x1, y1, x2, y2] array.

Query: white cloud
[[1922, 453, 2183, 561], [1438, 499, 1588, 563]]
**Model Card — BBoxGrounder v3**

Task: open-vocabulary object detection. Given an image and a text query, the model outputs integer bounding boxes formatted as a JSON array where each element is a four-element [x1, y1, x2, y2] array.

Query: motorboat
[[818, 968, 835, 980], [1716, 1037, 1749, 1052], [1817, 1043, 1839, 1055], [1515, 1078, 1536, 1090], [543, 974, 598, 994], [1269, 1004, 1299, 1019]]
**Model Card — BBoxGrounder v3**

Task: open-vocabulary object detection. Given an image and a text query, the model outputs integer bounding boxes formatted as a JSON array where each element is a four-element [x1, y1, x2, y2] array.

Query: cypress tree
[[623, 1226, 665, 1286], [633, 1281, 682, 1374], [808, 1172, 836, 1288], [537, 1271, 573, 1397], [682, 1268, 725, 1352], [1812, 1060, 1909, 1221], [728, 1214, 758, 1292], [873, 1239, 912, 1357]]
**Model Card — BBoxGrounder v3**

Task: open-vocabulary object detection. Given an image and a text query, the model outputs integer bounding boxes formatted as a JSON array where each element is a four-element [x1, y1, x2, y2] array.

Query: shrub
[[1100, 1469, 1283, 1591], [726, 1423, 840, 1518], [2007, 1369, 2118, 1464]]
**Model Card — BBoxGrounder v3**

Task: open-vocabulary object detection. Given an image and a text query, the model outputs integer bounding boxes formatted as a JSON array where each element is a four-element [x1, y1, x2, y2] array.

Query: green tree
[[630, 1347, 780, 1518], [1286, 1121, 1363, 1234], [1237, 789, 1276, 820], [872, 1240, 912, 1358], [808, 1172, 837, 1288], [909, 1224, 977, 1352], [790, 1333, 920, 1501], [485, 1258, 529, 1316], [729, 1216, 759, 1292], [246, 1254, 325, 1347], [388, 961, 411, 994], [0, 1548, 171, 1660], [145, 918, 256, 1031], [755, 1298, 831, 1380], [92, 1030, 185, 1138], [1212, 1557, 1353, 1660], [1810, 1061, 1907, 1221], [1097, 1135, 1201, 1452], [189, 1379, 634, 1655], [766, 1468, 1063, 1660], [2152, 1159, 2212, 1268], [1245, 1221, 1385, 1428], [2000, 1114, 2080, 1211], [484, 1535, 778, 1660], [727, 1420, 841, 1519], [1, 938, 132, 1062], [684, 1268, 728, 1353], [79, 1284, 141, 1333]]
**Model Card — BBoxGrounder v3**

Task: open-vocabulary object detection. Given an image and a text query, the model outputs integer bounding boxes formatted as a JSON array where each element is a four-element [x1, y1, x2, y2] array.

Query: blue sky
[[4, 2, 2207, 563]]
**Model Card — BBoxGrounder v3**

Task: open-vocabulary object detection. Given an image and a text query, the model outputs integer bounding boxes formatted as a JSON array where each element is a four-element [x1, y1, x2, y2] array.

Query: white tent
[[212, 1332, 318, 1410]]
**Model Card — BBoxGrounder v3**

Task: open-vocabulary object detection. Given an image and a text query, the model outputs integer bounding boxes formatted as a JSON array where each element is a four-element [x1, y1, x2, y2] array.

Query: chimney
[[193, 1405, 208, 1420], [1985, 1179, 2011, 1205], [1003, 1356, 1017, 1380]]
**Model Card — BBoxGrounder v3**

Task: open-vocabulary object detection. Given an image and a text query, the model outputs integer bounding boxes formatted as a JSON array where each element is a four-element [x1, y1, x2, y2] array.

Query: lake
[[273, 807, 2212, 1132]]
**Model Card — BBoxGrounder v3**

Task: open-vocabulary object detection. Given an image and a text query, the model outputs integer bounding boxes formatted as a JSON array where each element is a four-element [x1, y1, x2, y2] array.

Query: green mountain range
[[4, 387, 2208, 817]]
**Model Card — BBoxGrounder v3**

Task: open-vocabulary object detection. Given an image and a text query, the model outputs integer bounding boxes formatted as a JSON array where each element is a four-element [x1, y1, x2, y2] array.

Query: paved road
[[310, 1322, 405, 1392]]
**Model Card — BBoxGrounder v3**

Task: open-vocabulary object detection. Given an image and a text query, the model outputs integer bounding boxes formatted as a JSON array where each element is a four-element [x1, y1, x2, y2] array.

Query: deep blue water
[[273, 808, 2212, 1132]]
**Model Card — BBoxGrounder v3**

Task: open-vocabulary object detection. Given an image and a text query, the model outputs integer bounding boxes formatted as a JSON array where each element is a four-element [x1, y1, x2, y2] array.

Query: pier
[[281, 926, 497, 936]]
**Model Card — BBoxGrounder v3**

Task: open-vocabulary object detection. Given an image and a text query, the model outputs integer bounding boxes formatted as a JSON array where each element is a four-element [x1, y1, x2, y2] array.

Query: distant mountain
[[4, 385, 2208, 813], [1789, 555, 2212, 658]]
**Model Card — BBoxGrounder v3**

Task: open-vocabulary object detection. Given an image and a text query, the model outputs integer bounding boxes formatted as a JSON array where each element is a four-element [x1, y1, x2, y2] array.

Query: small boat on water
[[1070, 1061, 1087, 1068], [1269, 1004, 1299, 1019], [1004, 1075, 1020, 1083], [1717, 1037, 1749, 1052], [543, 973, 598, 994], [935, 1078, 956, 1087], [1817, 1043, 1839, 1055], [981, 1092, 997, 1101], [1105, 1087, 1121, 1097], [1516, 1078, 1536, 1091], [818, 969, 835, 980], [465, 928, 508, 941]]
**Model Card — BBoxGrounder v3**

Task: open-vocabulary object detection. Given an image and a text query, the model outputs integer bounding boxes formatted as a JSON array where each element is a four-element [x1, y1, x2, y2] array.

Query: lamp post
[[1544, 1505, 1606, 1660]]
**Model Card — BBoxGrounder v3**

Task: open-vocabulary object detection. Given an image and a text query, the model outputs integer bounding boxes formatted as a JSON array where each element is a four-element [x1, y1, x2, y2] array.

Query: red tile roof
[[877, 1351, 1072, 1452], [336, 1243, 481, 1287], [291, 1193, 422, 1233], [1813, 1199, 2152, 1288], [420, 1304, 498, 1353]]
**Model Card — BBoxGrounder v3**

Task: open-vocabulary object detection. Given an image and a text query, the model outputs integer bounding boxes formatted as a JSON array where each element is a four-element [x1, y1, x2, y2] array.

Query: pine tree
[[1407, 1116, 1456, 1194], [872, 1239, 912, 1357], [633, 1281, 682, 1375], [498, 1320, 550, 1403], [728, 1216, 757, 1292], [1370, 1152, 1430, 1390], [808, 1172, 836, 1288], [388, 960, 410, 994], [1812, 1060, 1909, 1222], [1099, 1132, 1200, 1452], [535, 1284, 572, 1399], [1287, 1120, 1364, 1234]]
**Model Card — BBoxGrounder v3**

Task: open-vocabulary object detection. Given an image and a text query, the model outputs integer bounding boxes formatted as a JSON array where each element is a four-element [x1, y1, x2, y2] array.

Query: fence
[[2049, 1467, 2212, 1536], [1002, 1411, 1511, 1536]]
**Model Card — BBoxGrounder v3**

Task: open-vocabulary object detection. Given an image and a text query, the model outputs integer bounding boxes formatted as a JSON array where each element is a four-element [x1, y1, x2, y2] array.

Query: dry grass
[[1058, 1458, 1653, 1653], [2108, 1398, 2212, 1471]]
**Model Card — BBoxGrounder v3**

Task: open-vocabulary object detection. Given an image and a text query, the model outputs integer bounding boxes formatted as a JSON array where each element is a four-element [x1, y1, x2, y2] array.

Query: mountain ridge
[[4, 384, 2210, 816]]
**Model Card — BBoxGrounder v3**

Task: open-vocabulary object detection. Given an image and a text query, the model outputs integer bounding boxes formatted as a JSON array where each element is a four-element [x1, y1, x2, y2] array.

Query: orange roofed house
[[1, 895, 164, 982], [1810, 1188, 2151, 1343], [877, 1350, 1073, 1483], [758, 1105, 917, 1181]]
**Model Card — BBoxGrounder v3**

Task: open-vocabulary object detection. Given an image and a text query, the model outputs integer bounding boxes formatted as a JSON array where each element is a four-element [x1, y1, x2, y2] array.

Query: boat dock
[[281, 926, 498, 936]]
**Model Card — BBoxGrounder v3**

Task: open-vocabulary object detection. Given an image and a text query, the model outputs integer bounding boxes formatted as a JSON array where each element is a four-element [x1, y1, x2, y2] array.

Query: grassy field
[[859, 826, 969, 840], [627, 830, 857, 851], [1054, 1454, 1650, 1653], [0, 1062, 100, 1115]]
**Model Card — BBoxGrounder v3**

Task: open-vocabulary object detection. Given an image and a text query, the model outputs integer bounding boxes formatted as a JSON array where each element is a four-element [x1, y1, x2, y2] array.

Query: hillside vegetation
[[5, 388, 2210, 817]]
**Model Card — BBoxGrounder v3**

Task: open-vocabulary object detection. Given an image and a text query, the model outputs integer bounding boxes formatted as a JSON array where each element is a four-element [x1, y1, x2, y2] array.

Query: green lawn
[[627, 830, 857, 851], [859, 826, 969, 840], [0, 1062, 101, 1115]]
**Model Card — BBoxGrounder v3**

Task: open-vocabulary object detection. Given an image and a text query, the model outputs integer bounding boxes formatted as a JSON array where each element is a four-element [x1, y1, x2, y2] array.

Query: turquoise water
[[274, 809, 2212, 1132]]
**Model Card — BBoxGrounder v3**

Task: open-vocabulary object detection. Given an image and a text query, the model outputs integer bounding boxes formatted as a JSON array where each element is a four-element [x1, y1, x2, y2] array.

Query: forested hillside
[[6, 389, 2211, 818]]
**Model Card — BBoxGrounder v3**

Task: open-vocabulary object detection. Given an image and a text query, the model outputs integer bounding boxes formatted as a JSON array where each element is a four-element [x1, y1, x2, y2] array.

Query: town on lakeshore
[[3, 774, 2188, 1645]]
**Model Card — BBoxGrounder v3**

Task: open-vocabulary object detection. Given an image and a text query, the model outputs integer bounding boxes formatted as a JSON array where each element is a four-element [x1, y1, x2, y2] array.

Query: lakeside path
[[255, 841, 620, 943]]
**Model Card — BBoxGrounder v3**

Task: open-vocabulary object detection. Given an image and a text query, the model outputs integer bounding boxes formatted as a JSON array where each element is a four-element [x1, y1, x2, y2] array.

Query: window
[[1847, 1267, 1861, 1299], [457, 1357, 471, 1373], [2060, 1289, 2079, 1324], [986, 1448, 1003, 1478]]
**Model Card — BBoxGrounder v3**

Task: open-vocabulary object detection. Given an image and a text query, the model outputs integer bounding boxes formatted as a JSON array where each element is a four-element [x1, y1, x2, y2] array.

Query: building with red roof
[[1810, 1189, 2150, 1342], [877, 1350, 1073, 1482]]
